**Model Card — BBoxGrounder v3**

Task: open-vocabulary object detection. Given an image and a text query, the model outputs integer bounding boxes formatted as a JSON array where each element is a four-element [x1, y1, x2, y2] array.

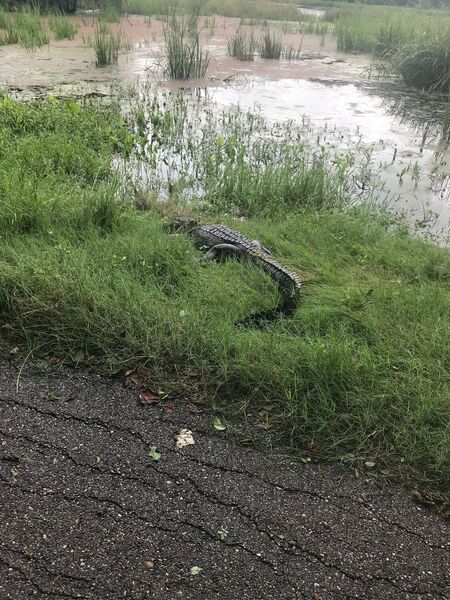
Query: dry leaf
[[139, 392, 160, 405], [176, 429, 195, 449]]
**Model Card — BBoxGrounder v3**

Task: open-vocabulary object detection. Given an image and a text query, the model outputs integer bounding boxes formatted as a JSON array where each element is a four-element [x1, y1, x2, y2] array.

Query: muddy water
[[0, 15, 448, 240]]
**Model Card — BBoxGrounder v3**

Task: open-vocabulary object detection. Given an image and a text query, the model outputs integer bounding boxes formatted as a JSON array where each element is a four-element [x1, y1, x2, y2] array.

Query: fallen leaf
[[364, 461, 376, 468], [176, 429, 195, 449], [186, 403, 203, 414], [213, 417, 226, 431], [148, 447, 161, 461], [139, 392, 160, 405], [163, 405, 175, 414], [239, 437, 256, 447], [73, 350, 85, 363], [190, 566, 202, 576]]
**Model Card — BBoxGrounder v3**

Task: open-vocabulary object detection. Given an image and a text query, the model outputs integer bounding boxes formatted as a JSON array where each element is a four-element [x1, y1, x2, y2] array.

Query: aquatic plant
[[282, 44, 302, 60], [327, 4, 450, 90], [393, 31, 450, 91], [0, 7, 49, 49], [163, 6, 210, 79], [48, 13, 79, 40], [227, 27, 256, 61], [92, 22, 123, 66], [259, 29, 282, 59]]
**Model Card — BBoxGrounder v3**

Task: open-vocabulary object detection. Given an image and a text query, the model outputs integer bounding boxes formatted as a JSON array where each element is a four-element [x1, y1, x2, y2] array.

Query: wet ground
[[1, 356, 449, 599], [0, 14, 449, 239]]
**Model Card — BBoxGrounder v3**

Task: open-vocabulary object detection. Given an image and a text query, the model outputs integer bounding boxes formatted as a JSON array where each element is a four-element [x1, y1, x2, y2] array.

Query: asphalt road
[[0, 357, 449, 600]]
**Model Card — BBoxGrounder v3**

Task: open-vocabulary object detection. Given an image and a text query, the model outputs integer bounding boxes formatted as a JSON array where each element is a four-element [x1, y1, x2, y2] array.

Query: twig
[[16, 349, 33, 394]]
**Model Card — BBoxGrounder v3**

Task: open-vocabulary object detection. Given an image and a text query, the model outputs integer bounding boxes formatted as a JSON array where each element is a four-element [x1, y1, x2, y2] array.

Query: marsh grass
[[393, 32, 450, 91], [0, 96, 449, 492], [92, 22, 123, 66], [48, 14, 78, 40], [0, 7, 49, 49], [127, 0, 300, 22], [259, 28, 282, 59], [283, 44, 302, 60], [227, 27, 256, 61], [163, 7, 210, 79], [328, 5, 450, 91], [101, 4, 121, 22]]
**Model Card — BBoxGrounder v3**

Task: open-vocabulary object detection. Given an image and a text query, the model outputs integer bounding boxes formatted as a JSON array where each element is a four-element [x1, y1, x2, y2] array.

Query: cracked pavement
[[0, 358, 449, 599]]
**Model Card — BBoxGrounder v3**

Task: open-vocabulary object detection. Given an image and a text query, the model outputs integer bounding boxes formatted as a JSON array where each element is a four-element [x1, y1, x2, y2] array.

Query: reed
[[259, 28, 282, 59], [48, 14, 78, 40], [163, 6, 210, 79], [92, 22, 122, 66]]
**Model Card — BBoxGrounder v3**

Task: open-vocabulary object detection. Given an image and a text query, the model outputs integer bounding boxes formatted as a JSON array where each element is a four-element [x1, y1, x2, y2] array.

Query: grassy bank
[[326, 4, 450, 91], [0, 96, 449, 491], [126, 0, 300, 21]]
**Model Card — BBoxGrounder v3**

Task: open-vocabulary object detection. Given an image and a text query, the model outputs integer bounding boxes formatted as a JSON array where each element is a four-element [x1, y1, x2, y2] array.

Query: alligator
[[171, 219, 302, 316]]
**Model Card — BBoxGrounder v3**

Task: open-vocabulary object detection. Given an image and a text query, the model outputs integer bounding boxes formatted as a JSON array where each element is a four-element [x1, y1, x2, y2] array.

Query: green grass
[[126, 0, 300, 21], [48, 14, 78, 40], [0, 7, 49, 49], [326, 4, 450, 91], [0, 95, 449, 493], [163, 8, 210, 79], [227, 27, 256, 60], [91, 22, 123, 66]]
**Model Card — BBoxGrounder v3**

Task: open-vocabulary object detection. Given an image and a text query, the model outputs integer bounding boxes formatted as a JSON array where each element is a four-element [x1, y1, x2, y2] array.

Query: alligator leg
[[201, 243, 244, 262], [251, 240, 272, 255]]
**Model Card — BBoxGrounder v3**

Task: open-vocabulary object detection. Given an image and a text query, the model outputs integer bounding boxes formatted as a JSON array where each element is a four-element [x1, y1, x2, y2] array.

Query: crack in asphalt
[[2, 394, 447, 558], [1, 363, 448, 600]]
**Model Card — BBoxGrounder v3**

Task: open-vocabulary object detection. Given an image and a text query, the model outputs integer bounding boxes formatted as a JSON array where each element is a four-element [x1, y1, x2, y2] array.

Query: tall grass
[[163, 7, 210, 79], [327, 5, 450, 91], [0, 7, 49, 49], [92, 22, 123, 66], [126, 0, 300, 21], [0, 96, 449, 491], [227, 27, 256, 61], [259, 28, 282, 59], [101, 4, 121, 22], [282, 44, 302, 60], [48, 14, 78, 40]]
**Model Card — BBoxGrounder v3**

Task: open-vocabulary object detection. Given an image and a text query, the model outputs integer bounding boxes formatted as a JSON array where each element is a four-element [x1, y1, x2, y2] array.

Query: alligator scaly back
[[188, 224, 301, 315]]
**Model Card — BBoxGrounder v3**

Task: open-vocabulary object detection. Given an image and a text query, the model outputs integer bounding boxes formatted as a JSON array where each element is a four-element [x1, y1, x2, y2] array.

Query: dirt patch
[[0, 357, 449, 599]]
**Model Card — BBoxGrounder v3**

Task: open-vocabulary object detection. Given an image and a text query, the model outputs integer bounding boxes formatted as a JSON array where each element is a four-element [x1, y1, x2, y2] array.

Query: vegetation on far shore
[[325, 4, 450, 91], [0, 95, 449, 492]]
